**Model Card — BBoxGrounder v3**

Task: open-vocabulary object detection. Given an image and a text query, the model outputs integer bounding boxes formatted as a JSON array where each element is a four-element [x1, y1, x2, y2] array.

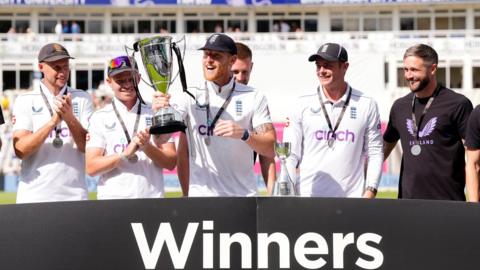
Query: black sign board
[[0, 197, 480, 270]]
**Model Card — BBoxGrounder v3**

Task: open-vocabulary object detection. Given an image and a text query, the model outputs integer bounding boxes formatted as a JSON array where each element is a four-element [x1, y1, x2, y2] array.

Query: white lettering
[[355, 233, 384, 269], [131, 221, 384, 270], [203, 221, 214, 269], [294, 233, 328, 269], [219, 233, 252, 269], [333, 233, 355, 268], [257, 232, 290, 268], [131, 222, 198, 269]]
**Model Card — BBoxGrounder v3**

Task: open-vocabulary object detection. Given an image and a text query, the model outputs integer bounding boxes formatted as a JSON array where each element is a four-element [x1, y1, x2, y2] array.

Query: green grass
[[0, 190, 397, 205]]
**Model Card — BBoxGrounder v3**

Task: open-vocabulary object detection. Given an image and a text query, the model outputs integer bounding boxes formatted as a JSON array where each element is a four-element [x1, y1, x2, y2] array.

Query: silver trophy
[[272, 142, 296, 196], [133, 36, 194, 134]]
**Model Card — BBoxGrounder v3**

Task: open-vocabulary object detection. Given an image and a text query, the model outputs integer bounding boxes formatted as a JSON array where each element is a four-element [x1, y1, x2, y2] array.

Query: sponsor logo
[[113, 143, 129, 153], [310, 106, 321, 114], [406, 117, 437, 138], [131, 220, 384, 269], [406, 117, 436, 146], [32, 105, 43, 114], [197, 124, 214, 136], [105, 122, 116, 130], [315, 129, 355, 142], [49, 127, 71, 138]]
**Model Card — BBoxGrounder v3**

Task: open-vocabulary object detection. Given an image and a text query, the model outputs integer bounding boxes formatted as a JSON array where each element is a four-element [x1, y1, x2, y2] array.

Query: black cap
[[308, 43, 348, 62], [107, 55, 137, 77], [198, 34, 237, 55], [38, 43, 74, 63]]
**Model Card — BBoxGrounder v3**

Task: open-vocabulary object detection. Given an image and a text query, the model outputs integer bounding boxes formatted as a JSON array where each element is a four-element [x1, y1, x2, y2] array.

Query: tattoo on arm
[[253, 123, 274, 135]]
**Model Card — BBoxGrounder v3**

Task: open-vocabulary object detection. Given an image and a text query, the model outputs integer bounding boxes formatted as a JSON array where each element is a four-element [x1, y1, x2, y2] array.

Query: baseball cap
[[308, 43, 348, 62], [198, 34, 237, 55], [107, 56, 137, 77], [38, 43, 74, 63]]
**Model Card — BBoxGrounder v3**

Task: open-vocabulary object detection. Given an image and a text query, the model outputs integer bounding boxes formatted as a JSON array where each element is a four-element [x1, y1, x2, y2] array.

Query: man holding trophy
[[85, 55, 176, 199], [153, 33, 276, 196], [283, 43, 383, 198]]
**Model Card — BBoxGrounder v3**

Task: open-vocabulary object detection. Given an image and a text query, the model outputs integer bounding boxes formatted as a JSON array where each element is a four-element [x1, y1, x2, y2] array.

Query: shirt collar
[[206, 77, 235, 96], [319, 83, 351, 105], [40, 81, 68, 98], [113, 96, 140, 113]]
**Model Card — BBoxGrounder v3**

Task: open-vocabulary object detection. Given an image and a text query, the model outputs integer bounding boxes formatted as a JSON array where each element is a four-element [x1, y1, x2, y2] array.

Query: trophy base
[[149, 106, 186, 135], [149, 121, 186, 135]]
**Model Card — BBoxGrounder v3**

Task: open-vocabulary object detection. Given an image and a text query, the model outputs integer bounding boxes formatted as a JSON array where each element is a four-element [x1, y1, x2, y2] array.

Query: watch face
[[241, 129, 250, 141]]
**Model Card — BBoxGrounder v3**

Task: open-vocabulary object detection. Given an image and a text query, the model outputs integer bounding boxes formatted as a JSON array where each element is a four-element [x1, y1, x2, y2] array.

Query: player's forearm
[[13, 121, 56, 159], [177, 134, 189, 196], [260, 155, 276, 195], [383, 141, 397, 161], [86, 153, 122, 176], [177, 156, 189, 197], [246, 131, 275, 158], [143, 143, 177, 170], [466, 161, 479, 202], [65, 117, 88, 152]]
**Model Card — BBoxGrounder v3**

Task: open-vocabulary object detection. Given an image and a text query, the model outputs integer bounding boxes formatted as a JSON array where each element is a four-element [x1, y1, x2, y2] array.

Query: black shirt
[[384, 86, 473, 200], [465, 105, 480, 149]]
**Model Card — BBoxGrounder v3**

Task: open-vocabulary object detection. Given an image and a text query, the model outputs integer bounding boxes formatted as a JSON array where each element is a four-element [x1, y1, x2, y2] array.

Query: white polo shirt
[[284, 85, 383, 197], [12, 82, 93, 203], [87, 98, 171, 199], [171, 78, 272, 196]]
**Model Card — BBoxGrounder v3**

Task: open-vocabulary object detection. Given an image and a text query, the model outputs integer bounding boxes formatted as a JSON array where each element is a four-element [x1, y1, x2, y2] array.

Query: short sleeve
[[80, 95, 94, 129], [283, 97, 304, 170], [383, 103, 400, 143], [453, 97, 473, 139], [465, 106, 480, 149], [251, 91, 272, 129], [86, 111, 106, 149], [12, 95, 33, 132]]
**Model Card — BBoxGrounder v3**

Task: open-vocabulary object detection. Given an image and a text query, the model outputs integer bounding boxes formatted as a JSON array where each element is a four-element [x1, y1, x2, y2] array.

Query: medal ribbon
[[112, 100, 141, 144], [411, 85, 440, 146], [316, 84, 352, 143], [39, 85, 68, 143], [204, 80, 236, 142]]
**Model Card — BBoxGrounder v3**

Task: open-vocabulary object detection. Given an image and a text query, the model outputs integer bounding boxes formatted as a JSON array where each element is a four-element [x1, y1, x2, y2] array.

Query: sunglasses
[[108, 56, 133, 70]]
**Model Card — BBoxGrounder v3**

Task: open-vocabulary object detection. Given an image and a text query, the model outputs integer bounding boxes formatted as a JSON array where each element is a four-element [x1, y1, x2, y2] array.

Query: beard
[[409, 76, 430, 93]]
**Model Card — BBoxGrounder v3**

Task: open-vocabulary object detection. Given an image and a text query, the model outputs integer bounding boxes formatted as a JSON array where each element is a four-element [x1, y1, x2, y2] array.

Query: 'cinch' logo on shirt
[[314, 129, 355, 142]]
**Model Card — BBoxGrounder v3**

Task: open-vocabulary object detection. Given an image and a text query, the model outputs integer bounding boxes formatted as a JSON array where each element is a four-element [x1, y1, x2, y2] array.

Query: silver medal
[[128, 154, 139, 163], [327, 137, 335, 148], [411, 144, 421, 156], [204, 136, 211, 146], [52, 137, 63, 148]]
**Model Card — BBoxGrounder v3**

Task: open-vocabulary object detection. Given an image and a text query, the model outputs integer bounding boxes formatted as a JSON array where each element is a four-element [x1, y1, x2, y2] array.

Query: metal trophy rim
[[131, 35, 189, 135]]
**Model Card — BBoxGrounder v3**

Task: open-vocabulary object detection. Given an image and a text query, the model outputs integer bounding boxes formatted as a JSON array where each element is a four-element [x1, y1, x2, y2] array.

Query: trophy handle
[[172, 42, 195, 101], [126, 44, 146, 105]]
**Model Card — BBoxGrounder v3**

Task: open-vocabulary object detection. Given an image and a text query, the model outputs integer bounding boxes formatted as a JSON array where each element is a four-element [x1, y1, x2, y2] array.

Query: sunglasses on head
[[108, 56, 132, 70]]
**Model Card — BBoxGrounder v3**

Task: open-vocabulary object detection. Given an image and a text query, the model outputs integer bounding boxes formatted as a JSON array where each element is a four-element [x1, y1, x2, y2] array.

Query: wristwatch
[[241, 129, 250, 141], [366, 186, 378, 194]]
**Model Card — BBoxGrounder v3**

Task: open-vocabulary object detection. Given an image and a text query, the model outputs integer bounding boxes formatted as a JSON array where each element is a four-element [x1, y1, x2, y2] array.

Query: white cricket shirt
[[12, 82, 93, 203], [87, 98, 172, 199], [171, 78, 272, 196], [284, 85, 383, 197]]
